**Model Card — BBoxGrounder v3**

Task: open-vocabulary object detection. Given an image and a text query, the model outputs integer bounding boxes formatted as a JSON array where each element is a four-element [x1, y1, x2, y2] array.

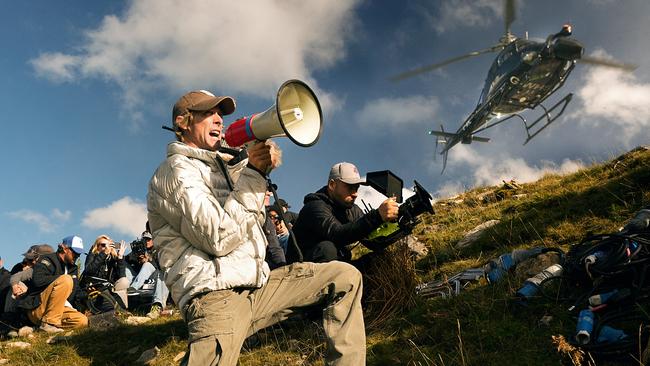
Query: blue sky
[[1, 0, 649, 267]]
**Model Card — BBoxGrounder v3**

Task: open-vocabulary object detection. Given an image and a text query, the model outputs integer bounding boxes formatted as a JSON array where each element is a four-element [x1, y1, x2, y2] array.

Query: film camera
[[363, 170, 434, 248], [130, 238, 149, 257]]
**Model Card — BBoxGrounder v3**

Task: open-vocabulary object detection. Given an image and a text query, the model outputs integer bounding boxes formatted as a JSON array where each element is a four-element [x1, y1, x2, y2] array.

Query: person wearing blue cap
[[16, 235, 88, 333]]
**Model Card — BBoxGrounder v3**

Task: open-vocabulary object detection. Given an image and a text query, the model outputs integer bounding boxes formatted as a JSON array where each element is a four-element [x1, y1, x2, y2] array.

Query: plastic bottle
[[486, 247, 545, 283], [510, 247, 545, 263], [596, 325, 628, 344], [588, 288, 631, 306], [575, 309, 595, 345], [623, 209, 650, 233], [515, 264, 564, 300], [626, 239, 639, 257], [485, 253, 514, 283], [584, 251, 607, 265]]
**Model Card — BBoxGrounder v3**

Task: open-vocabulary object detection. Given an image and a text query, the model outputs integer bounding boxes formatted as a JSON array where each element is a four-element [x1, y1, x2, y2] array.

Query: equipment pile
[[416, 229, 650, 361], [553, 231, 650, 359]]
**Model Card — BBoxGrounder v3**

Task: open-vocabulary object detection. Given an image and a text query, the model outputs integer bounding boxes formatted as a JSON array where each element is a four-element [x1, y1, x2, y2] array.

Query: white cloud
[[426, 0, 503, 34], [435, 181, 468, 199], [51, 208, 72, 222], [7, 208, 71, 233], [30, 0, 361, 115], [81, 197, 147, 237], [30, 53, 82, 83], [470, 156, 584, 187], [442, 144, 584, 188], [356, 95, 440, 131], [571, 50, 650, 139]]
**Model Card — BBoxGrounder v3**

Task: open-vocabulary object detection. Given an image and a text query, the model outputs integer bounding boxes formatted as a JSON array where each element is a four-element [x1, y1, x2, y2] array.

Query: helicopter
[[391, 0, 636, 172]]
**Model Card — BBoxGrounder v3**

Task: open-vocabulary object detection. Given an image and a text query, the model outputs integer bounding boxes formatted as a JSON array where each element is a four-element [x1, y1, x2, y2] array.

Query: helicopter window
[[497, 44, 517, 66], [479, 45, 521, 105]]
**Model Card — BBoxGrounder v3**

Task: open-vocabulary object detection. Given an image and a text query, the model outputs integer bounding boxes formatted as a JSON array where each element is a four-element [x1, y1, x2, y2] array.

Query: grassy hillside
[[2, 147, 650, 365]]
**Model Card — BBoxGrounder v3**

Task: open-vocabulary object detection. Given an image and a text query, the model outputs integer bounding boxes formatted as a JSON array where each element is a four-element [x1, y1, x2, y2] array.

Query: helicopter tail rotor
[[431, 124, 448, 162]]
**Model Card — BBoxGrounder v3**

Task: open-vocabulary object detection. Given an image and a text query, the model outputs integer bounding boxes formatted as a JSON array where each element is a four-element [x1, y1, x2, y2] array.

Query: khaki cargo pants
[[182, 261, 366, 366], [27, 274, 88, 329]]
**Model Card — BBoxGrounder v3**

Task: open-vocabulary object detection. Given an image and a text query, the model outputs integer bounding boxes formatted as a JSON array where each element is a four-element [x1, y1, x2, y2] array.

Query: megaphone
[[224, 79, 322, 147]]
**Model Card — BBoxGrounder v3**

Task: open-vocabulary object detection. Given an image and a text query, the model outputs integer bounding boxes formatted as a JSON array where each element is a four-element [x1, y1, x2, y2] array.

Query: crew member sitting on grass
[[16, 236, 88, 333]]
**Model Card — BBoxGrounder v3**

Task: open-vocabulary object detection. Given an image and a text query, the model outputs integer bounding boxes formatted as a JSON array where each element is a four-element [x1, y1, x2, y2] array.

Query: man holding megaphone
[[147, 87, 366, 365]]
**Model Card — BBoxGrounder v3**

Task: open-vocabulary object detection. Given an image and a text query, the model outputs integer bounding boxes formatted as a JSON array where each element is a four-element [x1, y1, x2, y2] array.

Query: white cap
[[62, 235, 84, 254]]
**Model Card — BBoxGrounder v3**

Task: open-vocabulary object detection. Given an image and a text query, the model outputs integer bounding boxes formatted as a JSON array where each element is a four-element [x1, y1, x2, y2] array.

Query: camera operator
[[292, 162, 399, 265], [275, 198, 298, 227], [267, 203, 292, 258], [124, 231, 169, 318], [82, 235, 129, 309]]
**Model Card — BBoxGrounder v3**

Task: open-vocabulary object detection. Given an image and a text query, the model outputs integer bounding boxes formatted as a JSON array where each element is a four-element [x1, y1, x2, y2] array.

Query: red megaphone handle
[[224, 114, 257, 147]]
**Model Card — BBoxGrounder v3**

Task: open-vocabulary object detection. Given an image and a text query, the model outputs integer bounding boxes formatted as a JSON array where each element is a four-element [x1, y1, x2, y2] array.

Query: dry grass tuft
[[552, 334, 593, 366], [362, 239, 419, 330]]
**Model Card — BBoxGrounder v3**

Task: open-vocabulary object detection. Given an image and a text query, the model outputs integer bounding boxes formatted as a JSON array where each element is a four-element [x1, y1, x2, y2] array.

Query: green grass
[[2, 148, 650, 365], [1, 315, 188, 365]]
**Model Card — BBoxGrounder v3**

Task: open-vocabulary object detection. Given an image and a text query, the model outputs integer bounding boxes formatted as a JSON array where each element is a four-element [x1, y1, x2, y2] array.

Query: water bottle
[[575, 309, 595, 345], [588, 288, 631, 306], [626, 239, 639, 257], [623, 209, 650, 233], [510, 247, 545, 263], [584, 250, 607, 265], [516, 264, 564, 300], [596, 325, 628, 344], [486, 247, 545, 283], [485, 253, 514, 283]]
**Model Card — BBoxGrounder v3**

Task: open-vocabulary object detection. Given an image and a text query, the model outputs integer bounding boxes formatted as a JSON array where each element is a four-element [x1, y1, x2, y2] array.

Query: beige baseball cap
[[172, 89, 236, 122], [329, 162, 368, 185]]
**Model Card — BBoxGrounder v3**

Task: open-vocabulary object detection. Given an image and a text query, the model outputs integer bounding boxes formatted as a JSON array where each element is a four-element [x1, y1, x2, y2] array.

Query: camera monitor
[[366, 170, 403, 203]]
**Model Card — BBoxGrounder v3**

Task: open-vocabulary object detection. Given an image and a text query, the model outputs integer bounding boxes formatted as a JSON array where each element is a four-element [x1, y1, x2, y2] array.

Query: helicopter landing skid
[[523, 93, 573, 145]]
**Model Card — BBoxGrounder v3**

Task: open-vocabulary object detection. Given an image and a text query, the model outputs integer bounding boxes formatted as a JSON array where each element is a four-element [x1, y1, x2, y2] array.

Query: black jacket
[[284, 210, 299, 227], [83, 252, 126, 283], [263, 212, 287, 269], [293, 186, 384, 261], [0, 267, 10, 292], [0, 266, 10, 312], [17, 253, 79, 310]]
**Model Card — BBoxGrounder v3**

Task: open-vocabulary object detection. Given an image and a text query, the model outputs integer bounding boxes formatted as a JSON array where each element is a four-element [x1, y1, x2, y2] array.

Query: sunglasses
[[98, 242, 111, 248], [66, 247, 81, 258], [269, 214, 281, 222]]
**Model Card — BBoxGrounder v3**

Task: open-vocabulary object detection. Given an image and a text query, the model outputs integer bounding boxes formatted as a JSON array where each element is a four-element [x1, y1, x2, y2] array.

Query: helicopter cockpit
[[478, 42, 519, 105]]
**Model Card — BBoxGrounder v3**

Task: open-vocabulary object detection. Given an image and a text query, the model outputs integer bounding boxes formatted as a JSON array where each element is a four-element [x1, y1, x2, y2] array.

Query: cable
[[555, 232, 650, 357]]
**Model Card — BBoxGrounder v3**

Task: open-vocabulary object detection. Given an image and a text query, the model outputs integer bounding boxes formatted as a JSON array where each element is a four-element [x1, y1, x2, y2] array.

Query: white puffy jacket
[[147, 142, 270, 318]]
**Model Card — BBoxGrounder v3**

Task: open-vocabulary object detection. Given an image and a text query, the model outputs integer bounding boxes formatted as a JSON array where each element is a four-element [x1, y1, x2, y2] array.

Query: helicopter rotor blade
[[504, 0, 516, 36], [579, 56, 637, 71], [390, 45, 502, 81]]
